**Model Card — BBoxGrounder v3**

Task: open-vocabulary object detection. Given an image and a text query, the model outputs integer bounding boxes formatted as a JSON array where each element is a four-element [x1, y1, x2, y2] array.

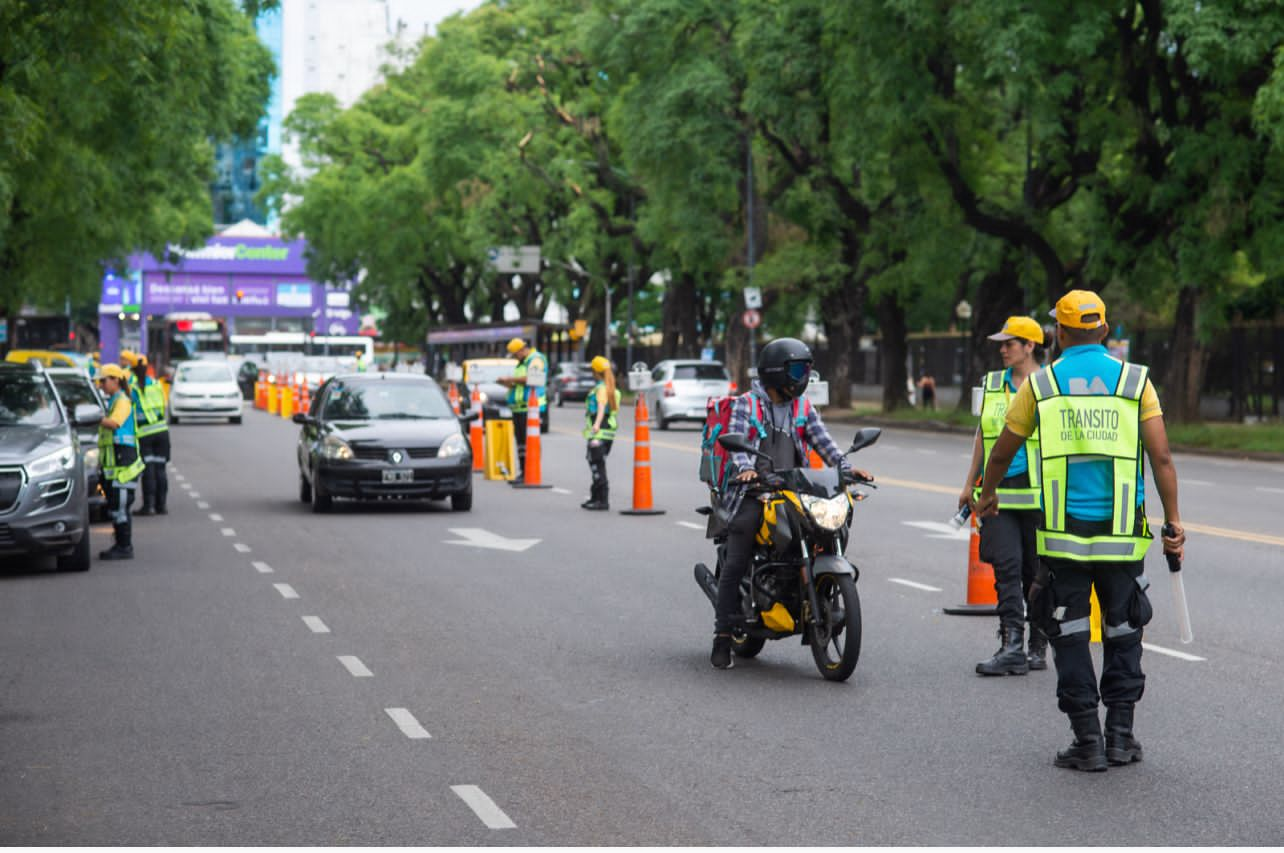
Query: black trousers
[[586, 439, 613, 490], [108, 480, 134, 549], [512, 412, 528, 476], [714, 498, 764, 633], [1045, 517, 1147, 716], [140, 432, 170, 510], [978, 489, 1039, 629]]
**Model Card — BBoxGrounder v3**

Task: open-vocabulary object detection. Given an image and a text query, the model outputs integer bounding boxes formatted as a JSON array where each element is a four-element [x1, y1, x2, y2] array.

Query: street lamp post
[[956, 299, 973, 390]]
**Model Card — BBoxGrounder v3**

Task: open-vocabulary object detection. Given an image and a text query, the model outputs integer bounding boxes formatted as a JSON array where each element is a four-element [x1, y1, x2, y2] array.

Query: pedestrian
[[95, 364, 145, 560], [977, 290, 1185, 772], [581, 356, 620, 511], [959, 316, 1046, 675], [354, 349, 368, 372], [131, 356, 170, 516], [711, 337, 872, 670], [917, 372, 937, 410], [497, 337, 547, 485]]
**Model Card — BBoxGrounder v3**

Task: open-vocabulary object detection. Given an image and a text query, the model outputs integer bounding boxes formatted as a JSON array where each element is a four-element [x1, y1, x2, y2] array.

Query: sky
[[387, 0, 480, 36]]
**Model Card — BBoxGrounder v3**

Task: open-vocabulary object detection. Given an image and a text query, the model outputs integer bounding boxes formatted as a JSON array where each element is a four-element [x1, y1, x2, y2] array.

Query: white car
[[641, 360, 733, 430], [169, 361, 243, 424]]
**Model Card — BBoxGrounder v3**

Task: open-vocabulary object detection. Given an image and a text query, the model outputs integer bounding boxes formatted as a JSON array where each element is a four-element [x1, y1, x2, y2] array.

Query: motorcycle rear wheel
[[809, 574, 862, 681]]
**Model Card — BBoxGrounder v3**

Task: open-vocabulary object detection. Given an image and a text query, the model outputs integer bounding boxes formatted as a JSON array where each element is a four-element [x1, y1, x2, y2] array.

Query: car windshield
[[673, 364, 728, 381], [0, 376, 61, 426], [176, 363, 235, 383], [466, 363, 515, 384], [51, 377, 99, 411], [322, 380, 453, 420]]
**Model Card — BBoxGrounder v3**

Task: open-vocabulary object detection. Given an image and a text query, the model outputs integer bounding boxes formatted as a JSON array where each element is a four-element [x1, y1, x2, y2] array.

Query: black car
[[549, 362, 597, 406], [0, 362, 98, 571], [293, 373, 474, 513], [46, 367, 108, 522]]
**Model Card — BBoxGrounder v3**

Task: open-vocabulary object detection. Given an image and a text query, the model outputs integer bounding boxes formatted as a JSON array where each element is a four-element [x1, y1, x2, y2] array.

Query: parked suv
[[640, 360, 733, 429], [0, 362, 95, 571]]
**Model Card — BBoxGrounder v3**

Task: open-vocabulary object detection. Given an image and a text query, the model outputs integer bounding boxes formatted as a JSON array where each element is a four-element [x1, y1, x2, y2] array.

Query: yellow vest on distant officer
[[98, 390, 145, 483], [135, 377, 169, 438], [974, 369, 1041, 510], [509, 349, 548, 413]]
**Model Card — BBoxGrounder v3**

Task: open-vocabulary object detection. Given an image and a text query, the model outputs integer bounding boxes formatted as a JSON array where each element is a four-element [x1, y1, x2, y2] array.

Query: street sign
[[486, 245, 541, 275], [742, 309, 761, 329], [743, 287, 762, 309]]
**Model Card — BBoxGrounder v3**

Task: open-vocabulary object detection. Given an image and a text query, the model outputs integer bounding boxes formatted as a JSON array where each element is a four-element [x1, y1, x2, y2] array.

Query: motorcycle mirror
[[845, 427, 882, 455]]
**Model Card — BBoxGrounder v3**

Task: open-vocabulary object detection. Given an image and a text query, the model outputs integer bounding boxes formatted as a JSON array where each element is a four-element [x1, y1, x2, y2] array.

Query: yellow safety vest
[[509, 350, 547, 413], [97, 390, 145, 483], [1030, 361, 1152, 562], [582, 383, 621, 440], [135, 379, 169, 438], [973, 369, 1042, 510]]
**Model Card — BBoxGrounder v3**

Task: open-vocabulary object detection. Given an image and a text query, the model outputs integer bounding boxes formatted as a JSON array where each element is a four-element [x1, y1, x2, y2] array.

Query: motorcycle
[[693, 428, 880, 681]]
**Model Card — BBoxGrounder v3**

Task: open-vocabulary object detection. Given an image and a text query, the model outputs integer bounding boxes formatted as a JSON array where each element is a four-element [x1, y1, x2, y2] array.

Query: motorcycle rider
[[711, 337, 872, 669]]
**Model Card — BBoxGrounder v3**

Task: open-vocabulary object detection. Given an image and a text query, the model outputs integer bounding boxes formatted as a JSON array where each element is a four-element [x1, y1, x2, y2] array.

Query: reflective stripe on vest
[[509, 351, 547, 412], [98, 390, 145, 483], [1030, 361, 1151, 562], [974, 369, 1041, 510], [583, 383, 621, 440], [136, 380, 169, 437]]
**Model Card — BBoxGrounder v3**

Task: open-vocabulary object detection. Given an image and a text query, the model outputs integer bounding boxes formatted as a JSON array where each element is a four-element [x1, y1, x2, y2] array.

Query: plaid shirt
[[718, 383, 848, 518]]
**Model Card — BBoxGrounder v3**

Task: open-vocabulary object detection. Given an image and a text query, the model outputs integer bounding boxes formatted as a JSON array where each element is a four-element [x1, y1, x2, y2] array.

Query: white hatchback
[[642, 360, 733, 429], [169, 361, 243, 424]]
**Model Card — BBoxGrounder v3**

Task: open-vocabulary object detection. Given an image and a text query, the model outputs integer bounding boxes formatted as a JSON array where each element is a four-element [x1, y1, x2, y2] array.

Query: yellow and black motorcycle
[[693, 428, 880, 681]]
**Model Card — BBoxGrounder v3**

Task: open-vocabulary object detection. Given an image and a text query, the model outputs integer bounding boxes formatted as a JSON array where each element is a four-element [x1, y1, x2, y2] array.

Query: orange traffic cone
[[512, 387, 552, 490], [469, 386, 484, 472], [620, 394, 665, 516], [808, 447, 824, 469], [299, 381, 311, 415], [943, 513, 999, 615], [448, 381, 461, 415]]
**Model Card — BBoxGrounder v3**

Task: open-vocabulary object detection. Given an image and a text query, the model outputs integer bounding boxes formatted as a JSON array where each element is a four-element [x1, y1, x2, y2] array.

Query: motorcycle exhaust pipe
[[693, 563, 718, 607]]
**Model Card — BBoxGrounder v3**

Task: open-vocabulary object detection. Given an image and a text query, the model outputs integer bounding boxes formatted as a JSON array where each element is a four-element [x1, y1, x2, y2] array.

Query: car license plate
[[382, 469, 413, 483]]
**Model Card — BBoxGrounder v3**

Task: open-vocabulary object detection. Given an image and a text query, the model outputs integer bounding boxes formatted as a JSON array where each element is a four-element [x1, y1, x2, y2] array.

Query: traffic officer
[[354, 350, 368, 372], [978, 290, 1185, 772], [95, 364, 145, 560], [581, 356, 620, 511], [959, 315, 1046, 675], [131, 356, 170, 516], [497, 337, 547, 485]]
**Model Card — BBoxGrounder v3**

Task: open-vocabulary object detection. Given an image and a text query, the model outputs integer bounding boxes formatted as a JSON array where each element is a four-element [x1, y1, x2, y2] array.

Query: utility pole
[[745, 139, 756, 371], [626, 195, 636, 371]]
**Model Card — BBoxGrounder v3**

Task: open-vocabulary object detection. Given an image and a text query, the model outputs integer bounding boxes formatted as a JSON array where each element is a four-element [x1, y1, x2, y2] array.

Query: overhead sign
[[486, 245, 541, 275], [743, 287, 762, 309], [742, 309, 761, 329]]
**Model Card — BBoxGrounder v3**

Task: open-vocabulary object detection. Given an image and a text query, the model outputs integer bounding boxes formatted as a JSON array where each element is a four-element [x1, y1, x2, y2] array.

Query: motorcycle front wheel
[[810, 574, 862, 682]]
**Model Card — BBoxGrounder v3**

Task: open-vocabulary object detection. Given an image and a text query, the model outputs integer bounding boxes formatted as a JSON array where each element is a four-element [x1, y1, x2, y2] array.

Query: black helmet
[[757, 337, 814, 400]]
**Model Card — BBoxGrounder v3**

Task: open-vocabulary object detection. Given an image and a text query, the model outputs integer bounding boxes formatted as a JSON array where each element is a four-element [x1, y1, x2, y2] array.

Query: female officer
[[958, 316, 1046, 675], [581, 356, 620, 511]]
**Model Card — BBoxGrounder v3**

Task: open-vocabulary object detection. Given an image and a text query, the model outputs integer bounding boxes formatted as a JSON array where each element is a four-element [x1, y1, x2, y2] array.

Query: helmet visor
[[785, 359, 813, 384]]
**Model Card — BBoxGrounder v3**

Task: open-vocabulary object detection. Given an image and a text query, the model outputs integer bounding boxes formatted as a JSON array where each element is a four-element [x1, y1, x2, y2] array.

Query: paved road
[[3, 402, 1282, 844]]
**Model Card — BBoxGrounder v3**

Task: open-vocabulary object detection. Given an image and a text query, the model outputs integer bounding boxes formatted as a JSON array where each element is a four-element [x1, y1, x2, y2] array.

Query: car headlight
[[83, 447, 100, 471], [321, 435, 354, 461], [800, 494, 850, 531], [437, 432, 468, 458], [27, 444, 77, 479]]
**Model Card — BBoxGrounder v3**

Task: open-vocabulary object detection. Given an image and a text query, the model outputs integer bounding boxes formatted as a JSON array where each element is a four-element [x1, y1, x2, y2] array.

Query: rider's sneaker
[[710, 634, 734, 669]]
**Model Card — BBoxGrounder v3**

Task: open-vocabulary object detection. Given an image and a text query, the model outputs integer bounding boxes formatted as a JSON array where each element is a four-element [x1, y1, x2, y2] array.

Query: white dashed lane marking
[[234, 543, 251, 553], [197, 501, 210, 509], [252, 561, 273, 574], [888, 577, 943, 593], [189, 492, 201, 499], [273, 583, 299, 599], [337, 655, 373, 677], [677, 521, 704, 531], [220, 527, 235, 537], [302, 615, 330, 634], [1256, 486, 1284, 495], [551, 487, 572, 495], [386, 708, 431, 739], [209, 513, 224, 522], [451, 785, 516, 829], [1142, 642, 1206, 662]]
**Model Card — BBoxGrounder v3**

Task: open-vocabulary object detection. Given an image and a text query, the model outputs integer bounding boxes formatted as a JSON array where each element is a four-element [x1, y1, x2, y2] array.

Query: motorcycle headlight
[[322, 435, 354, 461], [27, 444, 77, 479], [437, 432, 468, 458], [800, 493, 850, 531]]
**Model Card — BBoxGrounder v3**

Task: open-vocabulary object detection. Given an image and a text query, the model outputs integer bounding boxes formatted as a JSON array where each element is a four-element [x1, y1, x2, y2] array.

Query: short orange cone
[[469, 386, 484, 472], [512, 388, 552, 489], [620, 394, 665, 516], [808, 447, 824, 469], [943, 513, 999, 615]]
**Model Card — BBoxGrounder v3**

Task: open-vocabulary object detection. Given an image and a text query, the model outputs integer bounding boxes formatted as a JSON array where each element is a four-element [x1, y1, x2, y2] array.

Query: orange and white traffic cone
[[299, 381, 311, 415], [469, 386, 484, 472], [448, 381, 461, 415], [512, 387, 552, 490], [620, 394, 665, 516], [943, 513, 999, 615]]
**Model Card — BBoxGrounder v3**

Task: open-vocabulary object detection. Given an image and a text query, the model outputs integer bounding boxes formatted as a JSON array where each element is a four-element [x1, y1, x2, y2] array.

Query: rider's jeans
[[715, 498, 764, 633]]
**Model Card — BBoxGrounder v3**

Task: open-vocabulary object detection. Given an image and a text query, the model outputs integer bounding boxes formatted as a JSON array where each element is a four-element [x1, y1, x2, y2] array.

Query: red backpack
[[698, 393, 810, 492]]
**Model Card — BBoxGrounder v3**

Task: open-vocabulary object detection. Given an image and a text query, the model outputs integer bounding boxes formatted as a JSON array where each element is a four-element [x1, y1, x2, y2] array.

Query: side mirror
[[73, 403, 104, 428], [846, 427, 882, 454], [291, 412, 313, 426]]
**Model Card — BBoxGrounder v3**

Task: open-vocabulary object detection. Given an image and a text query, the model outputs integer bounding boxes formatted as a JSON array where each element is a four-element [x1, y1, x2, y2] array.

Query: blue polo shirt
[[1000, 368, 1029, 479]]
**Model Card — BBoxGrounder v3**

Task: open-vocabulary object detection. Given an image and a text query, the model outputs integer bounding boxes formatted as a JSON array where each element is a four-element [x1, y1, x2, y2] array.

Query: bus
[[228, 332, 373, 364], [145, 313, 229, 373]]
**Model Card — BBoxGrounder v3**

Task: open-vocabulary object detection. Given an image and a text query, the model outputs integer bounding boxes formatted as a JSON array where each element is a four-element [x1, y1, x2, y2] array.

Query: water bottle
[[950, 503, 972, 529]]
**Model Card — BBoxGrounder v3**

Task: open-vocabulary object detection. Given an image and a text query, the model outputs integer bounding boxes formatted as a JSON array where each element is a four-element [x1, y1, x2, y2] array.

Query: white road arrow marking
[[902, 520, 971, 541], [444, 528, 540, 552]]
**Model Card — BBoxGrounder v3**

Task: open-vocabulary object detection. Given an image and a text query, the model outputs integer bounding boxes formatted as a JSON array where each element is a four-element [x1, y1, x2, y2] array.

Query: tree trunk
[[1165, 285, 1206, 423], [821, 277, 867, 410], [956, 254, 1025, 410], [876, 292, 909, 412]]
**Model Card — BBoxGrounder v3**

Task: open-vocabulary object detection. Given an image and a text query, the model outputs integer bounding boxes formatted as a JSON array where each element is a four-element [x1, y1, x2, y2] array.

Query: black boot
[[1027, 629, 1048, 671], [710, 634, 734, 669], [976, 625, 1030, 676], [581, 483, 609, 511], [136, 502, 156, 517], [1055, 711, 1108, 771], [1105, 705, 1143, 766]]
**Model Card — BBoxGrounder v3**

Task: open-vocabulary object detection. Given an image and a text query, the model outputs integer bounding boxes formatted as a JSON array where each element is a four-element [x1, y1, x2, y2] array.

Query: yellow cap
[[97, 364, 129, 381], [119, 350, 139, 367], [506, 338, 527, 354], [590, 355, 611, 373], [987, 316, 1045, 344], [1050, 290, 1107, 330]]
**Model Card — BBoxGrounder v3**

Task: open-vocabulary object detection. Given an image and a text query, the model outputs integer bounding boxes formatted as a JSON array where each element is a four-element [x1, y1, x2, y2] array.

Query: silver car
[[642, 360, 733, 429]]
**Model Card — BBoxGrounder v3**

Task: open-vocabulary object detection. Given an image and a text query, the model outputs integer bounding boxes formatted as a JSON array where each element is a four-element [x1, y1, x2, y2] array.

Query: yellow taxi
[[5, 349, 82, 368]]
